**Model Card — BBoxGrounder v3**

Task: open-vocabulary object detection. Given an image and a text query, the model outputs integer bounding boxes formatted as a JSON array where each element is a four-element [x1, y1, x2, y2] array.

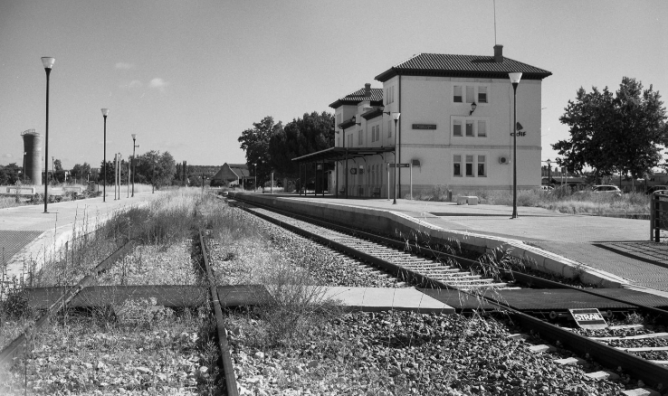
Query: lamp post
[[392, 112, 401, 204], [131, 134, 137, 197], [254, 162, 257, 192], [41, 57, 55, 213], [101, 108, 109, 202], [339, 125, 348, 198], [509, 72, 522, 219]]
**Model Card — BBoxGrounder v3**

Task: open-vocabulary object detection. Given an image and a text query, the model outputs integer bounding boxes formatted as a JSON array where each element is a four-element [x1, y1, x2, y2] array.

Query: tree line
[[237, 111, 334, 189], [553, 77, 668, 185]]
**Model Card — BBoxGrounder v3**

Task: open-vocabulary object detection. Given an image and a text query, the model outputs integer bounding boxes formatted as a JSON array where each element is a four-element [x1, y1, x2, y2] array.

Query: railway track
[[230, 195, 668, 394]]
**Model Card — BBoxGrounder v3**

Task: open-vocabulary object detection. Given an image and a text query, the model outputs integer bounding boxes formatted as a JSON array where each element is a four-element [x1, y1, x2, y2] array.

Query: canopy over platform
[[292, 147, 395, 163]]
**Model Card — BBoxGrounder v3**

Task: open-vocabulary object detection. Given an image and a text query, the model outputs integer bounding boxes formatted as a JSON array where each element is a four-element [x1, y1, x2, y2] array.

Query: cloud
[[149, 77, 170, 92], [115, 62, 135, 70], [120, 80, 143, 90]]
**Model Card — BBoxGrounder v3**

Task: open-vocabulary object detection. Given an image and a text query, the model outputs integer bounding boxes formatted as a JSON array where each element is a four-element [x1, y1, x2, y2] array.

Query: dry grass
[[414, 185, 650, 216]]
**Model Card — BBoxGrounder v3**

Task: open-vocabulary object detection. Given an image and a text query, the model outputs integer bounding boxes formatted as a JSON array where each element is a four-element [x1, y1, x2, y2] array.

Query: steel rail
[[197, 228, 239, 396], [231, 196, 668, 389], [0, 240, 135, 367]]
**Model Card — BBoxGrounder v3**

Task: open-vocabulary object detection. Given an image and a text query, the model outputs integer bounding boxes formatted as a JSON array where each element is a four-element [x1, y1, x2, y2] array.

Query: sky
[[1, 0, 666, 169]]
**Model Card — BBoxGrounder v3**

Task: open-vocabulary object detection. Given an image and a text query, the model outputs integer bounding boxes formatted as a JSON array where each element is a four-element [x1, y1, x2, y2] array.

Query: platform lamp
[[392, 113, 401, 204], [382, 111, 401, 203], [101, 108, 109, 202], [41, 57, 55, 213], [131, 134, 138, 197], [509, 72, 522, 219]]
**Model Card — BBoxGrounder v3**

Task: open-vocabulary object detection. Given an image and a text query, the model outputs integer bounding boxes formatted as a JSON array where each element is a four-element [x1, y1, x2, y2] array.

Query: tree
[[0, 163, 21, 185], [52, 158, 66, 183], [71, 162, 92, 183], [134, 151, 176, 188], [553, 77, 668, 182], [238, 116, 283, 186], [269, 111, 335, 178]]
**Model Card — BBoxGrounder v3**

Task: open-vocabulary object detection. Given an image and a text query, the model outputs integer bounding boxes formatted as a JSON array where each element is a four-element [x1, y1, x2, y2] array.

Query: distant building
[[212, 163, 251, 188], [294, 45, 552, 198]]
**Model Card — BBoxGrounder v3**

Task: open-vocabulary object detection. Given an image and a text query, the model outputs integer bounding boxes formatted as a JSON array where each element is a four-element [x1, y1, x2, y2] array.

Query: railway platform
[[0, 191, 159, 283], [230, 192, 668, 295]]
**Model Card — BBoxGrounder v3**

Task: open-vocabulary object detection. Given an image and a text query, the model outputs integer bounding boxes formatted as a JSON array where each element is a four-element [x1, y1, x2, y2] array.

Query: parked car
[[591, 185, 622, 197], [646, 185, 668, 195], [540, 185, 554, 191]]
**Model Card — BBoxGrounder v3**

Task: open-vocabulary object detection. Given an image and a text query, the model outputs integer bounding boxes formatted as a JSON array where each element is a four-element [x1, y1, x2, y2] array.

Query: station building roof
[[292, 147, 394, 163], [329, 87, 384, 109], [375, 52, 552, 82]]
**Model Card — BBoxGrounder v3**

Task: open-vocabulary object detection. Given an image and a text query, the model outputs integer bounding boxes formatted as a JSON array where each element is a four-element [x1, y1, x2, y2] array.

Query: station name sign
[[412, 124, 437, 130], [389, 163, 410, 168]]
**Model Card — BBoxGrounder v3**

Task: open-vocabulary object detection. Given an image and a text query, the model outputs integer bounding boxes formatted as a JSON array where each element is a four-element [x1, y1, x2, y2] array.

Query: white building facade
[[296, 46, 552, 198]]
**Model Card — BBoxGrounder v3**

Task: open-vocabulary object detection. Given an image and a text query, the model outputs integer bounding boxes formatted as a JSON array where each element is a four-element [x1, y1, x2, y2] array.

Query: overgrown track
[[0, 240, 135, 368], [195, 227, 239, 396], [231, 196, 668, 392]]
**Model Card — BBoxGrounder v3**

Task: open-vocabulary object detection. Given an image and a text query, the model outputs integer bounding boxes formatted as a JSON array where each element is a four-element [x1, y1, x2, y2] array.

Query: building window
[[453, 84, 490, 104], [337, 137, 341, 147], [453, 120, 462, 136], [453, 155, 462, 177], [478, 86, 488, 103], [477, 120, 487, 137], [466, 86, 475, 103], [388, 120, 392, 138], [466, 155, 474, 176], [465, 121, 474, 137], [452, 117, 488, 138], [337, 113, 342, 125], [453, 86, 462, 103], [478, 155, 486, 177], [358, 130, 363, 145]]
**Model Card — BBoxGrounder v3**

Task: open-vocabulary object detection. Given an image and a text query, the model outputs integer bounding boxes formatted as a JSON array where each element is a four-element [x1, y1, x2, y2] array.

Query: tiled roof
[[375, 53, 552, 82], [329, 87, 384, 109]]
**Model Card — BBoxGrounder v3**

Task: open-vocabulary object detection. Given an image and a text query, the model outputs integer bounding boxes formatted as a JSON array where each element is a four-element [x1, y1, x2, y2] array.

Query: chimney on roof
[[364, 83, 371, 97], [494, 45, 504, 63]]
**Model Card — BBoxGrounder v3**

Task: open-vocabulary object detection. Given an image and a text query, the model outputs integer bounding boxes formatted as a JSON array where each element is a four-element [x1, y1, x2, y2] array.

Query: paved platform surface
[[271, 195, 668, 292], [317, 286, 455, 313], [0, 191, 160, 280]]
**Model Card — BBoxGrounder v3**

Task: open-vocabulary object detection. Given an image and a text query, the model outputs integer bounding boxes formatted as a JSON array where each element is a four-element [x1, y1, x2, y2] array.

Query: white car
[[591, 185, 622, 197], [540, 185, 554, 191]]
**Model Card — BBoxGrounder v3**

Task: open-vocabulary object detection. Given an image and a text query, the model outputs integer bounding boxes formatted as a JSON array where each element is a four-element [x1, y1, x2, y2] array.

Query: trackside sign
[[569, 308, 608, 329]]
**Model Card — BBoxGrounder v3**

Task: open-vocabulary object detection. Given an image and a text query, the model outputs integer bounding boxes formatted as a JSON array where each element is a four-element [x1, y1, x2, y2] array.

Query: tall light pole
[[509, 72, 522, 219], [101, 108, 109, 202], [254, 162, 257, 191], [392, 112, 401, 205], [131, 134, 137, 197], [41, 57, 55, 213]]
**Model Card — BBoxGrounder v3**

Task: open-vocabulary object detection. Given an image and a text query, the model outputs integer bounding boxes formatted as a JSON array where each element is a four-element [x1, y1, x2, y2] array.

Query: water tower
[[21, 129, 42, 184]]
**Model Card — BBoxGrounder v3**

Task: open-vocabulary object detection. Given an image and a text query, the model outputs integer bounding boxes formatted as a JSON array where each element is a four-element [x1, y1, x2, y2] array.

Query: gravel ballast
[[208, 207, 401, 288], [226, 310, 624, 396]]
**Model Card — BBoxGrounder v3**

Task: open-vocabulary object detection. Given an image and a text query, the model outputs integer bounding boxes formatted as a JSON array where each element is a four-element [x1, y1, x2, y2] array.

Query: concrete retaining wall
[[229, 192, 629, 288]]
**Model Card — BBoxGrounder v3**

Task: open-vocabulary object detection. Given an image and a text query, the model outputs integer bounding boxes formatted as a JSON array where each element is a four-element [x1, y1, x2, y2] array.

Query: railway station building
[[293, 45, 552, 198]]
